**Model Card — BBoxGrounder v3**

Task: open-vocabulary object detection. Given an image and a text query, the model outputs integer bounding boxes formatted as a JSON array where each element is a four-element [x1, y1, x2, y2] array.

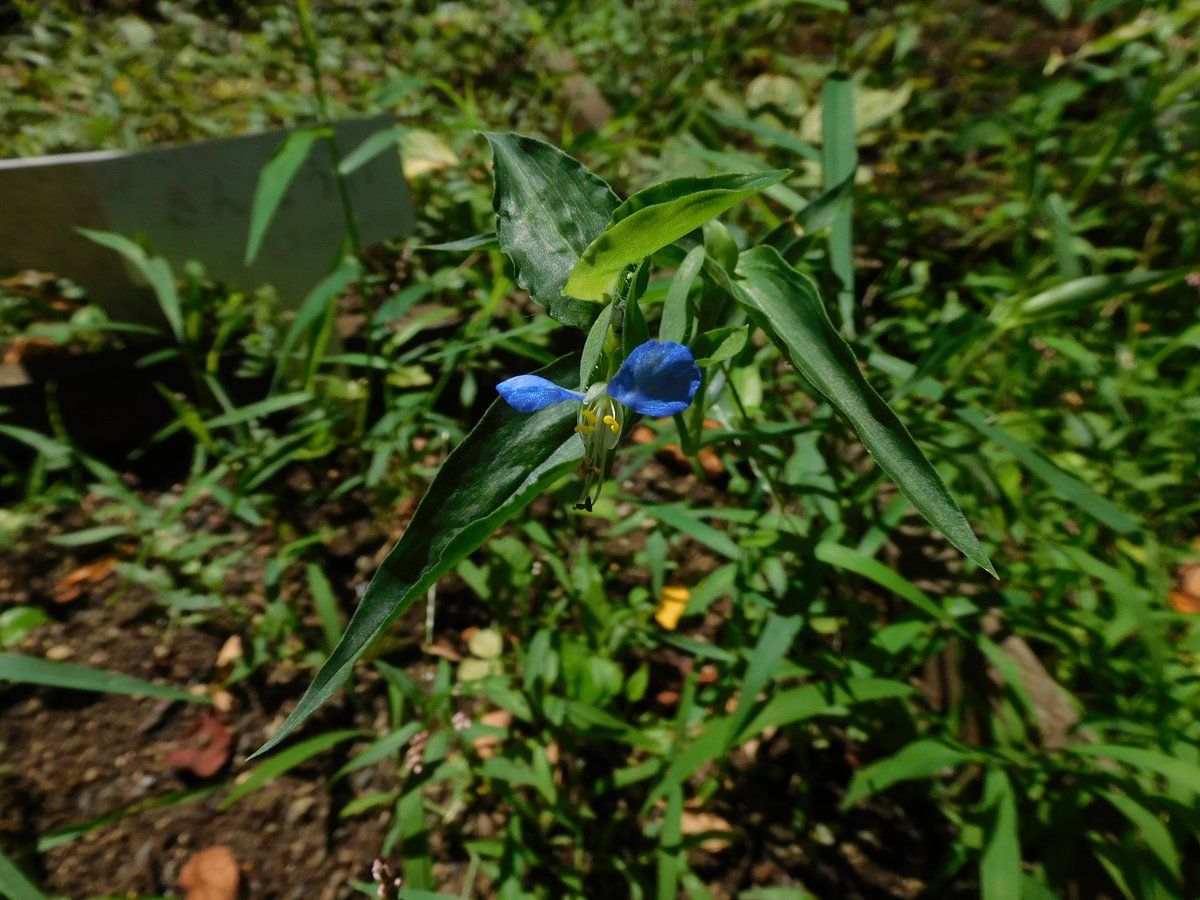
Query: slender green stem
[[294, 0, 361, 256]]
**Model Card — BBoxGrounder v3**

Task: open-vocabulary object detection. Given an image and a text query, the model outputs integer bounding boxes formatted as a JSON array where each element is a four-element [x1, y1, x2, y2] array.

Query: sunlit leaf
[[485, 132, 619, 327], [566, 170, 788, 302]]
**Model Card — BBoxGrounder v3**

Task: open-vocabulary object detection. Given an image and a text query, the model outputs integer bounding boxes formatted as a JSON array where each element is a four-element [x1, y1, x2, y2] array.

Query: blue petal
[[608, 340, 701, 417], [496, 374, 585, 412]]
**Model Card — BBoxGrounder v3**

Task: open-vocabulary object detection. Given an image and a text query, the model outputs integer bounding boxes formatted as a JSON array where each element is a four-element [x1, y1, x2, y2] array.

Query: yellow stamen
[[602, 414, 620, 433], [575, 424, 594, 435], [582, 409, 599, 424]]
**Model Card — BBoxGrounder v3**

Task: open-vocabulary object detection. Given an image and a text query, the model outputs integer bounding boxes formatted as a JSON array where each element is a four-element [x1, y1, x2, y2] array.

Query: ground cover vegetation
[[1, 0, 1199, 897]]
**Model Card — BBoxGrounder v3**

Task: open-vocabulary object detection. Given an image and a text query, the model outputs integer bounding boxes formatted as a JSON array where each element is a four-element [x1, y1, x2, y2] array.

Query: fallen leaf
[[680, 810, 735, 852], [53, 556, 118, 604], [630, 425, 723, 476], [1169, 589, 1200, 615], [179, 845, 239, 900], [422, 639, 463, 662], [166, 712, 233, 777], [473, 708, 513, 759], [1179, 561, 1200, 600], [214, 635, 243, 671]]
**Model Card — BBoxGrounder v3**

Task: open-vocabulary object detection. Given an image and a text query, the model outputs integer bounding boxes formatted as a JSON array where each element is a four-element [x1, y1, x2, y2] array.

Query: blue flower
[[497, 340, 702, 509]]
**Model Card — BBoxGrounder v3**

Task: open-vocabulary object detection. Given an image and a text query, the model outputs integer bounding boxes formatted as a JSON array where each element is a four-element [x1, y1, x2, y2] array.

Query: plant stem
[[294, 0, 361, 257]]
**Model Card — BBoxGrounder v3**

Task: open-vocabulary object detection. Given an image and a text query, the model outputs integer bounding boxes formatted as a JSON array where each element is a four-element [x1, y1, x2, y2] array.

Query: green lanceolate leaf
[[245, 128, 321, 265], [842, 738, 975, 809], [253, 355, 584, 756], [0, 653, 210, 704], [0, 846, 46, 900], [731, 246, 996, 576], [485, 132, 620, 327], [565, 170, 790, 302], [980, 769, 1022, 900]]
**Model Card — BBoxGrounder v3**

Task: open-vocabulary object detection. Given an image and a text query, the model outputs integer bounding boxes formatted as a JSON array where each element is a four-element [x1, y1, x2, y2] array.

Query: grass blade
[[0, 653, 209, 704], [0, 847, 46, 900], [78, 228, 182, 342], [980, 769, 1022, 900], [842, 739, 974, 809], [221, 729, 359, 809], [820, 74, 856, 335], [956, 407, 1140, 534], [245, 128, 320, 265]]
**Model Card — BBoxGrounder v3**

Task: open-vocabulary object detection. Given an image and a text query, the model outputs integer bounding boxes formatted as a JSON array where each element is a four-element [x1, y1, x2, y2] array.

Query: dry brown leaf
[[1169, 589, 1200, 614], [215, 635, 243, 671], [52, 556, 118, 604], [1179, 561, 1200, 600], [179, 845, 240, 900], [473, 709, 513, 759], [422, 640, 463, 662], [680, 810, 735, 852], [166, 712, 233, 777]]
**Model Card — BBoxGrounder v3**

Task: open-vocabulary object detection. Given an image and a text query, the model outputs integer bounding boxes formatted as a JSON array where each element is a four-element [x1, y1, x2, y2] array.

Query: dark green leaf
[[797, 172, 855, 236], [843, 738, 974, 808], [1099, 790, 1181, 885], [1069, 745, 1200, 795], [253, 356, 584, 756], [485, 132, 620, 327], [202, 392, 313, 430], [565, 170, 789, 302], [723, 614, 802, 748], [733, 247, 994, 575]]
